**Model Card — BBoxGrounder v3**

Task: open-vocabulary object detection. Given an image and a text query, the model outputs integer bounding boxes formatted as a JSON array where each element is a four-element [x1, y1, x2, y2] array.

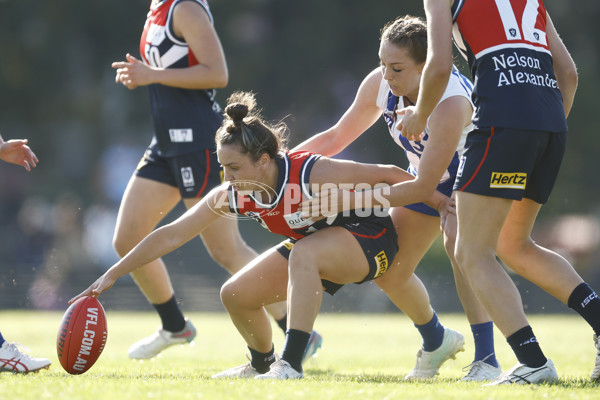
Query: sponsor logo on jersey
[[284, 211, 313, 230], [490, 172, 527, 189], [181, 167, 195, 187], [373, 251, 389, 278], [169, 128, 194, 142]]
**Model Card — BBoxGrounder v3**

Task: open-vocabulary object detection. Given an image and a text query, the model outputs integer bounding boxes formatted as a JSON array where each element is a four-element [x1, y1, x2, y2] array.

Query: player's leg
[[190, 199, 322, 360], [256, 225, 389, 380], [113, 175, 192, 359], [455, 191, 556, 384], [497, 198, 600, 380], [377, 206, 465, 380], [214, 247, 289, 378], [443, 210, 501, 380]]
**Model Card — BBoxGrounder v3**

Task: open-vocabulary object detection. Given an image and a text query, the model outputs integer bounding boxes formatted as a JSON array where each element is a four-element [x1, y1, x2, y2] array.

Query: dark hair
[[216, 91, 288, 161], [380, 15, 427, 64]]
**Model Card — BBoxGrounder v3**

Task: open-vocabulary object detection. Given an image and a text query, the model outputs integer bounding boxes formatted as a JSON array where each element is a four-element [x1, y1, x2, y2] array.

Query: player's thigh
[[114, 176, 180, 244], [455, 191, 512, 255], [222, 247, 289, 306], [290, 227, 371, 285], [388, 206, 441, 278]]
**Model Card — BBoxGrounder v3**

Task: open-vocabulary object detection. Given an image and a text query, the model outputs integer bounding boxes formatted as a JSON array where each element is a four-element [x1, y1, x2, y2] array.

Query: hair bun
[[225, 103, 248, 125]]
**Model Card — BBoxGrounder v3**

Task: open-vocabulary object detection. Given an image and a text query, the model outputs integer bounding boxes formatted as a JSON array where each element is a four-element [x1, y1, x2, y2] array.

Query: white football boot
[[0, 342, 51, 373], [460, 355, 502, 382], [254, 359, 303, 380], [485, 359, 558, 385], [405, 327, 465, 380], [128, 318, 196, 359], [212, 362, 260, 379]]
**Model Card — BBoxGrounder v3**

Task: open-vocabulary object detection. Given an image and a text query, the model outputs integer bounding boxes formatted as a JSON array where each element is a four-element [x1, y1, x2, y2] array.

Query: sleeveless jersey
[[376, 66, 473, 183], [451, 0, 567, 133], [227, 151, 378, 240], [140, 0, 223, 157]]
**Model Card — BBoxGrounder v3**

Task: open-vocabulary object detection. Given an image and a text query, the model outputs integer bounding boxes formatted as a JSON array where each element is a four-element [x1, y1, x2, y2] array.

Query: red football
[[57, 296, 108, 374]]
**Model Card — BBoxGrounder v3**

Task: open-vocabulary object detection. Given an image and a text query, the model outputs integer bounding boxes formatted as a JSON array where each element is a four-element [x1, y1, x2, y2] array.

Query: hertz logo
[[374, 251, 389, 278], [490, 172, 527, 189]]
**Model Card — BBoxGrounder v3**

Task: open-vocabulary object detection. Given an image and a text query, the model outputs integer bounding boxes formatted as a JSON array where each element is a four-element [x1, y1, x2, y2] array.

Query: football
[[56, 296, 108, 374]]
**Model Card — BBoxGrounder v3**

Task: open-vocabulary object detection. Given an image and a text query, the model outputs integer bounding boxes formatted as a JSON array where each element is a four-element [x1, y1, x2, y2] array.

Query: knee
[[288, 242, 318, 274], [220, 279, 243, 311], [112, 231, 135, 258]]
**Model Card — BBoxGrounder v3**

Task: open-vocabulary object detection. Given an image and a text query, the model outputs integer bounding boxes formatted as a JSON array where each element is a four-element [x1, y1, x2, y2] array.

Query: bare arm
[[397, 0, 454, 139], [113, 1, 228, 90], [546, 13, 578, 117], [69, 186, 229, 302], [293, 69, 383, 156]]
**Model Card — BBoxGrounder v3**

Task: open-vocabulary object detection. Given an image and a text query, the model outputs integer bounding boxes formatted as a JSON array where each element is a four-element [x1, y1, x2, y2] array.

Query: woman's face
[[217, 143, 268, 192], [378, 40, 424, 99]]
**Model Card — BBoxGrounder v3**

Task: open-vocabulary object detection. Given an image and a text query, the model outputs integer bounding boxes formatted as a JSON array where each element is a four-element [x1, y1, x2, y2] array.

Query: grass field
[[0, 311, 598, 399]]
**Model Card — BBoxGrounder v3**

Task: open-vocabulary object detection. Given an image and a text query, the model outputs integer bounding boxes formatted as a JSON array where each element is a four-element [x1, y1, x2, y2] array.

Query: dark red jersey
[[228, 151, 383, 240]]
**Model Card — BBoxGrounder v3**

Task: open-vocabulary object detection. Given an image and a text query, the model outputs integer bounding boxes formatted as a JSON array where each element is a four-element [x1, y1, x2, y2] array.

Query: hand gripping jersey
[[227, 151, 382, 240], [376, 66, 474, 184], [140, 0, 223, 157], [451, 0, 567, 133]]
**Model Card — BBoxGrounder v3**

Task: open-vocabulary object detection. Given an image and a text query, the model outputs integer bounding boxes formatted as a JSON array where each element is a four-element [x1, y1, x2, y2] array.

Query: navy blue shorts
[[136, 146, 223, 198], [275, 215, 399, 295], [453, 127, 566, 203], [404, 178, 454, 217]]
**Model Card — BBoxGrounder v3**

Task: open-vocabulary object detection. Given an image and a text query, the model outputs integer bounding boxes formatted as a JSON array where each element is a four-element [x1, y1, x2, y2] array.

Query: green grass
[[0, 311, 598, 399]]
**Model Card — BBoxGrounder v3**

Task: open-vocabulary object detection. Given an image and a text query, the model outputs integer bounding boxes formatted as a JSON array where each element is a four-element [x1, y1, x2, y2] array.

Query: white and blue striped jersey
[[376, 66, 474, 183]]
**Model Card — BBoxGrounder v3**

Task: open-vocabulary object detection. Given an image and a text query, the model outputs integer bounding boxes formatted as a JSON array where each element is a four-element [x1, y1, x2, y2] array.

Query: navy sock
[[152, 296, 186, 332], [248, 345, 276, 374], [281, 329, 310, 372], [471, 322, 499, 367], [414, 312, 445, 351], [568, 282, 600, 336], [276, 315, 287, 334], [507, 325, 547, 368], [0, 331, 4, 347]]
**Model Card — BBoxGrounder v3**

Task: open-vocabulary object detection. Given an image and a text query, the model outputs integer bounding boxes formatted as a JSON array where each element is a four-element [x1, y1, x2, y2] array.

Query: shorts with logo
[[135, 145, 223, 199], [453, 127, 566, 203], [275, 215, 399, 295]]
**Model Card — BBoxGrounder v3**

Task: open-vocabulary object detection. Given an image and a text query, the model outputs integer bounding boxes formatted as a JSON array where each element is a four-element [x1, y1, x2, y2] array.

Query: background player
[[111, 0, 320, 361]]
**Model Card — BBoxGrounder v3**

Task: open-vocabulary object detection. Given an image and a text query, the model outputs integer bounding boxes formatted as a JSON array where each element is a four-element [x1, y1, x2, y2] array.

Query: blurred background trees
[[0, 0, 598, 312]]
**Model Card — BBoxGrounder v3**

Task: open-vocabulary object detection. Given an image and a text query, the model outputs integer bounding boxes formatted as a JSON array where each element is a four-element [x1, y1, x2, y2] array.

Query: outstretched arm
[[69, 187, 228, 302], [0, 135, 38, 171]]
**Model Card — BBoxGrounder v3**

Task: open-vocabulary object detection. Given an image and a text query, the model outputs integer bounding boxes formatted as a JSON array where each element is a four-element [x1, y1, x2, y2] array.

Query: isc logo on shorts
[[489, 172, 527, 189], [169, 128, 194, 142], [373, 251, 389, 278], [181, 167, 195, 187]]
